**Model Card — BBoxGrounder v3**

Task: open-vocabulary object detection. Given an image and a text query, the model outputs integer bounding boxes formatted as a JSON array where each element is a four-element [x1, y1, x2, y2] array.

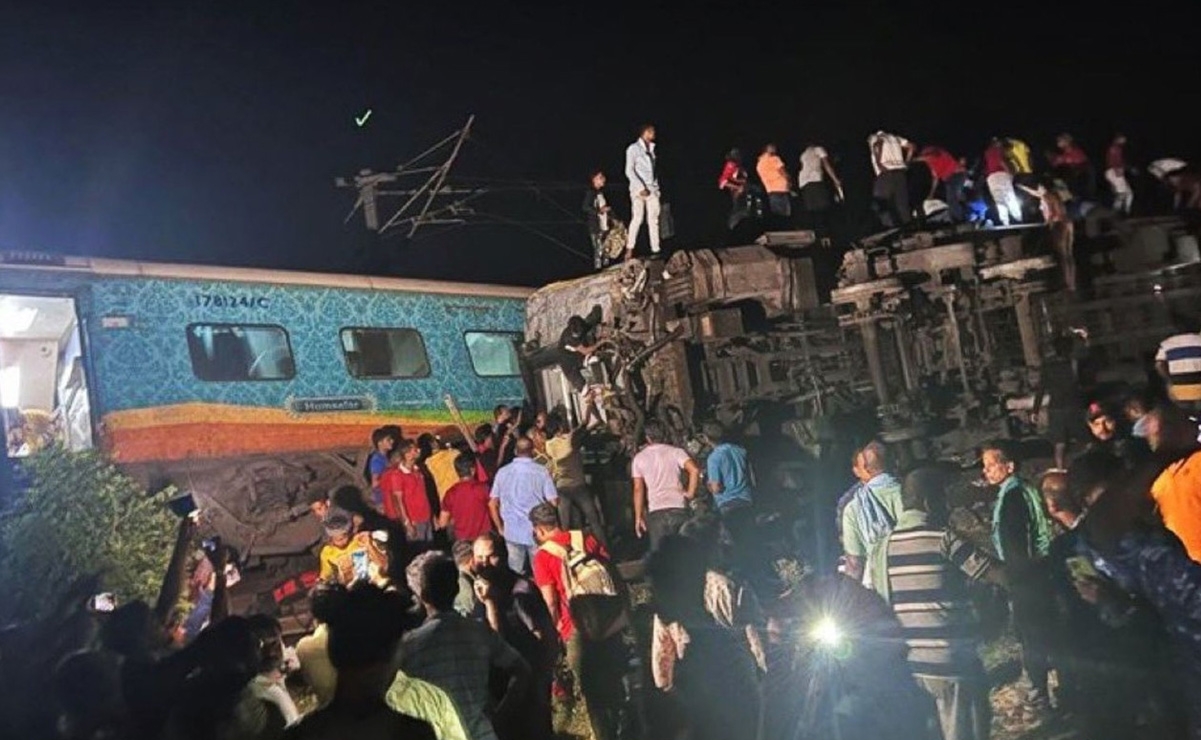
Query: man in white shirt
[[624, 124, 661, 260], [796, 143, 844, 232], [868, 130, 915, 228], [631, 419, 700, 552]]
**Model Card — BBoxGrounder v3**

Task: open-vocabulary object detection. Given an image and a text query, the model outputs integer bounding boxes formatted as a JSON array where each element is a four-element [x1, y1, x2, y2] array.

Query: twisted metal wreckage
[[522, 216, 1201, 465]]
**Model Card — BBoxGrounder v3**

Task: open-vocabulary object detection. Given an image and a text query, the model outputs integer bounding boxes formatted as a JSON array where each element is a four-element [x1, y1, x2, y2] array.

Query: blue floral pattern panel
[[82, 277, 527, 415]]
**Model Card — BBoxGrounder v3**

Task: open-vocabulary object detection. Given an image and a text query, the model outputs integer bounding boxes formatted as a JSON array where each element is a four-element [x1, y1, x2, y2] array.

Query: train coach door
[[1, 294, 94, 467]]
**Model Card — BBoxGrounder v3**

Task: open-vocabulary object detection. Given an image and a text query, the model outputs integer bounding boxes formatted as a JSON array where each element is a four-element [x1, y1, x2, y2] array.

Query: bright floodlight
[[811, 616, 843, 648]]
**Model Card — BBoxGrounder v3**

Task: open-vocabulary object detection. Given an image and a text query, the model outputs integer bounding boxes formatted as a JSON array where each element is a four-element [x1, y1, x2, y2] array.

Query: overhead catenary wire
[[466, 211, 591, 262], [338, 117, 598, 258]]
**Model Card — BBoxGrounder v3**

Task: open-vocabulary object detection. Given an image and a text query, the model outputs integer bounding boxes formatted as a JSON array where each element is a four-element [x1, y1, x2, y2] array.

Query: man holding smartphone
[[1041, 457, 1151, 735]]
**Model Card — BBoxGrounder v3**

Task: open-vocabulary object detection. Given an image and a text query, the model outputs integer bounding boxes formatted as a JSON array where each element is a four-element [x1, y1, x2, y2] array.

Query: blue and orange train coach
[[0, 251, 530, 565]]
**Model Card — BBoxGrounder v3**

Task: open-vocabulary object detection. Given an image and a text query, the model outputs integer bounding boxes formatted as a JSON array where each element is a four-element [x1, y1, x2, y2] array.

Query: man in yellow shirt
[[756, 143, 792, 219], [424, 439, 462, 501], [317, 511, 389, 587], [1004, 137, 1033, 175]]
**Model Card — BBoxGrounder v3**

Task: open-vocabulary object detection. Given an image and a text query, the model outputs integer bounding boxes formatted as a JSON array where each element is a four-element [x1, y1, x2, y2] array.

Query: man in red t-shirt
[[1050, 133, 1089, 168], [916, 145, 967, 222], [382, 440, 433, 541], [1049, 132, 1095, 200], [437, 454, 494, 542], [529, 502, 624, 740], [378, 447, 405, 521]]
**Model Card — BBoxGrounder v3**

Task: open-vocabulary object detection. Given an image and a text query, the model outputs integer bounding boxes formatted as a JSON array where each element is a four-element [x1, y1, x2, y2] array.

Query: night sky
[[3, 2, 1200, 287]]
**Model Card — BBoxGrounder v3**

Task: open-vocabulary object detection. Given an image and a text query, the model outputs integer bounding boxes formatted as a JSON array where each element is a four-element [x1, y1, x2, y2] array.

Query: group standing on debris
[[584, 124, 1197, 275]]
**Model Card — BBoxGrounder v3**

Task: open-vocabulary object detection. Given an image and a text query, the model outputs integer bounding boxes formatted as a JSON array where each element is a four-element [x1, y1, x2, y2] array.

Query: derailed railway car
[[0, 252, 529, 576], [522, 216, 1201, 476]]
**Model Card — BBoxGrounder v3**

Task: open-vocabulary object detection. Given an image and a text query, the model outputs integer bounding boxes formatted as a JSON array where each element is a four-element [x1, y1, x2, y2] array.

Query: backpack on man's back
[[539, 530, 628, 640]]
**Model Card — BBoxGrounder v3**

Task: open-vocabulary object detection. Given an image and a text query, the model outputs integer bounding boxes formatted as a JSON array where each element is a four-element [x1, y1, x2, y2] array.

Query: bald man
[[840, 441, 904, 587], [489, 437, 559, 574]]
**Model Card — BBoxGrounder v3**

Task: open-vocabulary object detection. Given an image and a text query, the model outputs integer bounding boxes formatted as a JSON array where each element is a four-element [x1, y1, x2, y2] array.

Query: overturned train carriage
[[525, 245, 825, 444], [522, 216, 1201, 468]]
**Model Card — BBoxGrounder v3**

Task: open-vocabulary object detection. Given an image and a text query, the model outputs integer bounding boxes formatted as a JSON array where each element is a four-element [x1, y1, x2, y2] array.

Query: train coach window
[[340, 328, 430, 379], [186, 324, 295, 382], [464, 331, 521, 377]]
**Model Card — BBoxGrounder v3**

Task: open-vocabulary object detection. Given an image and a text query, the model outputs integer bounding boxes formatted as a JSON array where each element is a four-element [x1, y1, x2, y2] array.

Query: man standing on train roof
[[624, 124, 661, 261], [1049, 133, 1094, 200], [1003, 136, 1035, 185], [1105, 133, 1134, 216], [756, 143, 792, 220], [868, 129, 915, 228], [983, 137, 1023, 227], [915, 145, 967, 222], [583, 170, 614, 270]]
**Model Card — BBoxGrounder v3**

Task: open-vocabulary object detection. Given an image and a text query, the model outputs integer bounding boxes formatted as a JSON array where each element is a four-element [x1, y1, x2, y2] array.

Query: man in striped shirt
[[1156, 331, 1201, 411], [877, 467, 1001, 740]]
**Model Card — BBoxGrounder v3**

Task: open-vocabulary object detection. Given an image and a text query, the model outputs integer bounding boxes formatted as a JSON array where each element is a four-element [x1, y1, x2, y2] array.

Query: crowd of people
[[582, 124, 1200, 271], [9, 315, 1201, 740], [829, 325, 1201, 740]]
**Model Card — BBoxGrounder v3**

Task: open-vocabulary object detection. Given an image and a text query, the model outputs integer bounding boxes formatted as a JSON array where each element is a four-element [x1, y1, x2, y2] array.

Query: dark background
[[3, 1, 1200, 287]]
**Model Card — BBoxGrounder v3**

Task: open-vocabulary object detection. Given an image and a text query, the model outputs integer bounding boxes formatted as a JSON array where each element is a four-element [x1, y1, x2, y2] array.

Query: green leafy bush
[[0, 446, 177, 622]]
